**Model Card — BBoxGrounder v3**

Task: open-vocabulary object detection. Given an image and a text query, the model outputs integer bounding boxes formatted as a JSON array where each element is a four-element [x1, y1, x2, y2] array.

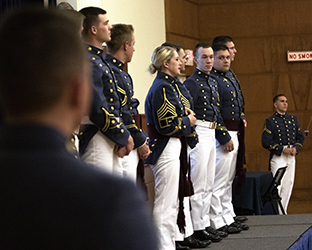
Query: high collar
[[211, 67, 229, 76], [157, 71, 177, 84], [275, 112, 287, 118], [195, 68, 210, 79], [104, 54, 125, 70], [86, 44, 103, 56]]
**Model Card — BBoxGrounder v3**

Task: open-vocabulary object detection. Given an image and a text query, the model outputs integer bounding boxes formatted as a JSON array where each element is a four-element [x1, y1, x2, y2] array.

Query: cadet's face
[[213, 50, 231, 73], [226, 41, 237, 62], [95, 14, 112, 43], [165, 51, 181, 77], [178, 48, 187, 72], [274, 96, 288, 113], [194, 47, 214, 74]]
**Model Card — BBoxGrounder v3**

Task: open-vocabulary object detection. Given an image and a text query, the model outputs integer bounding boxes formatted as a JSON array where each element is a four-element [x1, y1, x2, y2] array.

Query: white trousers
[[81, 131, 139, 182], [81, 131, 118, 173], [189, 124, 216, 230], [210, 131, 238, 229], [151, 138, 181, 250], [270, 151, 296, 214], [119, 149, 139, 182]]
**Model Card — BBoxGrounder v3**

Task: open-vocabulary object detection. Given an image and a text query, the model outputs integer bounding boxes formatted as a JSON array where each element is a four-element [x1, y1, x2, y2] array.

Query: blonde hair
[[148, 46, 176, 74]]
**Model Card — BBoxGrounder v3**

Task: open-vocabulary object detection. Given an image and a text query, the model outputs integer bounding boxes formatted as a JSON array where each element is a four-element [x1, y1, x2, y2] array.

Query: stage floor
[[194, 214, 312, 250]]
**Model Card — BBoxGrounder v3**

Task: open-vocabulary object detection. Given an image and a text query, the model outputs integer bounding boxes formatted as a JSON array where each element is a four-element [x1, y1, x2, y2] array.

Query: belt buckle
[[211, 122, 216, 129]]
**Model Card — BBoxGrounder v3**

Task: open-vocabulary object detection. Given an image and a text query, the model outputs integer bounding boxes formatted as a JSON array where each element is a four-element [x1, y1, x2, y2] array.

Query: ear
[[163, 60, 169, 69], [273, 102, 277, 108], [124, 41, 129, 51], [91, 25, 97, 35], [193, 57, 198, 65]]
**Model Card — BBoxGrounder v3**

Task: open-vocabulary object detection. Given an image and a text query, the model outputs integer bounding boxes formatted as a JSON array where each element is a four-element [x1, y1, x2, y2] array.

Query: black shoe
[[230, 221, 249, 230], [234, 216, 248, 223], [192, 230, 222, 242], [240, 223, 249, 230], [218, 225, 242, 234], [206, 226, 228, 238], [176, 242, 191, 250], [179, 236, 211, 248]]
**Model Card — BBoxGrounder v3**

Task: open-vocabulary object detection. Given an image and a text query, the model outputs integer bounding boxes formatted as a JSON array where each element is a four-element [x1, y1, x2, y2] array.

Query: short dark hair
[[59, 9, 85, 36], [106, 24, 134, 54], [273, 94, 286, 104], [212, 36, 233, 46], [0, 7, 86, 118], [212, 43, 229, 55], [194, 42, 211, 58], [79, 7, 106, 38], [57, 2, 74, 10], [161, 42, 182, 53]]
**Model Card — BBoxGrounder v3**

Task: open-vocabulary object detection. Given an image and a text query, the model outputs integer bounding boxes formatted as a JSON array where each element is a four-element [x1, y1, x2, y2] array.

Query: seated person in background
[[262, 94, 304, 214], [0, 7, 158, 250]]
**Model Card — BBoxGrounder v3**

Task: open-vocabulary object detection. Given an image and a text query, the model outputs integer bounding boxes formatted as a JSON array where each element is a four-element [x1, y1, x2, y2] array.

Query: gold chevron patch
[[157, 87, 177, 129], [117, 86, 127, 106], [101, 107, 116, 132], [263, 124, 271, 134], [175, 84, 190, 109]]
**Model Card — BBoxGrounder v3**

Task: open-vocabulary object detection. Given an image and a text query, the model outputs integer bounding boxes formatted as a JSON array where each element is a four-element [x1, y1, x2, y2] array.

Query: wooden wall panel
[[238, 74, 274, 112], [231, 38, 272, 74], [245, 150, 270, 172], [198, 2, 270, 39], [166, 33, 199, 52], [295, 151, 312, 188], [196, 0, 259, 3], [187, 0, 199, 3], [163, 0, 312, 191], [307, 78, 312, 110], [192, 37, 272, 75], [271, 36, 312, 73], [244, 113, 272, 152], [269, 0, 312, 36], [165, 0, 198, 39], [166, 33, 199, 76], [275, 74, 296, 111], [289, 73, 311, 111]]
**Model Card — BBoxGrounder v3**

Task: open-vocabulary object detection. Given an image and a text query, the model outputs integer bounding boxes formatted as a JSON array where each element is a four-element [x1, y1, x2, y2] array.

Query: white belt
[[283, 145, 293, 148], [195, 120, 216, 129]]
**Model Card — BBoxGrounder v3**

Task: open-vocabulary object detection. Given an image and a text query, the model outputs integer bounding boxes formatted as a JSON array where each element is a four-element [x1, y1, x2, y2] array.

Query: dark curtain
[[0, 0, 57, 20], [49, 0, 56, 6]]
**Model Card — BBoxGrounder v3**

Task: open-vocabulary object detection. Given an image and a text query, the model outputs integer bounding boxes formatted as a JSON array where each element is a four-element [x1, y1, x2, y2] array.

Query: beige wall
[[58, 0, 166, 113]]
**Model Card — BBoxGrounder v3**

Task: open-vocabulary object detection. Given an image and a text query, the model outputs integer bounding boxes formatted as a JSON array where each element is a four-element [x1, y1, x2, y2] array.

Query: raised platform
[[197, 214, 312, 250]]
